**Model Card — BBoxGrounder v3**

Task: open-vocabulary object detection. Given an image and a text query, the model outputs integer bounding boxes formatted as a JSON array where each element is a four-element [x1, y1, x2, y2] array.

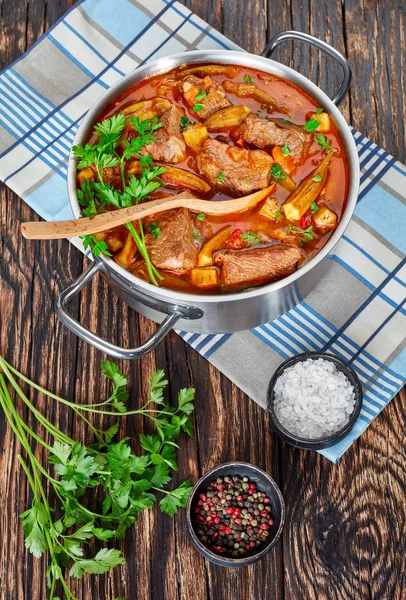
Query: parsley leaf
[[303, 116, 320, 133], [159, 482, 192, 517], [312, 174, 322, 182], [191, 232, 200, 240], [316, 107, 323, 115], [180, 115, 195, 132], [239, 231, 261, 244], [287, 224, 314, 242], [281, 143, 290, 156], [271, 164, 286, 180], [69, 548, 125, 579], [215, 170, 225, 182], [80, 234, 112, 257], [146, 222, 161, 239], [140, 434, 161, 454], [193, 103, 204, 113], [310, 201, 320, 214], [244, 74, 255, 83], [196, 213, 205, 221], [315, 133, 336, 152]]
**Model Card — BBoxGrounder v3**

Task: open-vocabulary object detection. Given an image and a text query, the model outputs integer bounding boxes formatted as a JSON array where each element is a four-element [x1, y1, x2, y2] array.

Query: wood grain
[[0, 1, 405, 599]]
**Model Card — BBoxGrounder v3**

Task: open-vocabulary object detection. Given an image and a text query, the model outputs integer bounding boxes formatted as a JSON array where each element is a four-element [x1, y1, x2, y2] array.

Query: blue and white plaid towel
[[0, 0, 405, 462]]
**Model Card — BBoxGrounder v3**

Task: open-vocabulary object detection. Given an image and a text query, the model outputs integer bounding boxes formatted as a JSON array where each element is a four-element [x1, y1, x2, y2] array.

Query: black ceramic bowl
[[267, 351, 363, 450], [186, 461, 285, 567]]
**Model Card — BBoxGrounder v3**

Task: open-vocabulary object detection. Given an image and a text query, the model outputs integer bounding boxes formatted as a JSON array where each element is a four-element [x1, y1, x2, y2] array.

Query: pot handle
[[56, 259, 181, 360], [262, 30, 351, 106]]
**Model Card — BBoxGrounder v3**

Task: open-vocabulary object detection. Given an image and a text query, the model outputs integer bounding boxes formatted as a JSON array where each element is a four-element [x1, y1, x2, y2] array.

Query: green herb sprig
[[0, 357, 195, 600], [73, 114, 167, 286], [287, 224, 314, 242], [239, 231, 261, 244]]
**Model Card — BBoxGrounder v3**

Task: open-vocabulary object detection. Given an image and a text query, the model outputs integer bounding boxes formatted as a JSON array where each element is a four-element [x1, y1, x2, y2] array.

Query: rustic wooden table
[[0, 1, 405, 599]]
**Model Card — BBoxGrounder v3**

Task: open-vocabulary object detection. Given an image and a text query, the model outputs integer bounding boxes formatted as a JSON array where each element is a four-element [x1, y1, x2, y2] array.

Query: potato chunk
[[114, 230, 137, 268], [313, 203, 337, 232], [182, 123, 209, 153], [198, 226, 232, 267], [190, 267, 219, 289], [307, 111, 332, 133], [259, 197, 281, 221]]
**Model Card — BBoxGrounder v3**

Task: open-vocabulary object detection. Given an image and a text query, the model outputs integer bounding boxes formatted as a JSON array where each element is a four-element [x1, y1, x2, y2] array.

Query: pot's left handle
[[56, 259, 181, 360], [262, 30, 351, 106]]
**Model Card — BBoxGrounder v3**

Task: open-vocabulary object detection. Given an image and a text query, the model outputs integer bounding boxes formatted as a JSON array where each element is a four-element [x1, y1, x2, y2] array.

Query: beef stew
[[74, 63, 349, 294]]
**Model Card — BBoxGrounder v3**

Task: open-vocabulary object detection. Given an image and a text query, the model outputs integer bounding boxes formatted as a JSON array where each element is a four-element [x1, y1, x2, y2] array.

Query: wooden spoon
[[21, 185, 275, 240]]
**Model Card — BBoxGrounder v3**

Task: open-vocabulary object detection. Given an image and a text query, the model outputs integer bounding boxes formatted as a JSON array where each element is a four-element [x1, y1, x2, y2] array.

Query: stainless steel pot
[[58, 31, 359, 360]]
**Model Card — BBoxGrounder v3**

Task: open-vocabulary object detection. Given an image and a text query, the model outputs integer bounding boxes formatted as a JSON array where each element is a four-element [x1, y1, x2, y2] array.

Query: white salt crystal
[[273, 358, 357, 440]]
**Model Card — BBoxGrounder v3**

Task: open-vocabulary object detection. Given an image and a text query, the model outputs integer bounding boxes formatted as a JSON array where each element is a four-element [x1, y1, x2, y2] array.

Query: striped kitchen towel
[[0, 0, 405, 462]]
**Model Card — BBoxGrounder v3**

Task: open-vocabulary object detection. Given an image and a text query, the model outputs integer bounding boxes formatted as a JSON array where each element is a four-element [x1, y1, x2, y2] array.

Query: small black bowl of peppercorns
[[186, 462, 285, 567]]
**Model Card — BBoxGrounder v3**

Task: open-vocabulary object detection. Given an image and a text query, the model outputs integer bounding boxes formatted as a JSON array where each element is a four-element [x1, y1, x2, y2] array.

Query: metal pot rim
[[67, 48, 360, 306]]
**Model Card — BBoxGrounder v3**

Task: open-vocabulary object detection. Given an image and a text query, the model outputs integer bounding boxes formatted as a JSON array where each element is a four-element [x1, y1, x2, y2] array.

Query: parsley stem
[[0, 358, 74, 445], [125, 221, 163, 286]]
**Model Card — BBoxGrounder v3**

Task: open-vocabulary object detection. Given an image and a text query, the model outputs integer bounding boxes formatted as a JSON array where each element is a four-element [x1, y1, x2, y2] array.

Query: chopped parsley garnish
[[146, 222, 161, 239], [180, 116, 195, 132], [287, 224, 314, 242], [196, 213, 206, 221], [303, 116, 320, 133], [275, 210, 283, 222], [82, 234, 112, 257], [244, 74, 255, 83], [310, 202, 320, 214], [316, 107, 323, 115], [193, 103, 204, 113], [215, 170, 225, 182], [315, 133, 336, 152], [281, 143, 290, 156], [312, 174, 322, 182], [271, 164, 286, 180], [195, 91, 207, 102], [240, 231, 261, 244], [191, 232, 200, 240]]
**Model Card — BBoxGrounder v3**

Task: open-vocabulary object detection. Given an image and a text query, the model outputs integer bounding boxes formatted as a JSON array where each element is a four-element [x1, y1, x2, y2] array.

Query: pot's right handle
[[56, 259, 182, 360], [262, 30, 351, 106]]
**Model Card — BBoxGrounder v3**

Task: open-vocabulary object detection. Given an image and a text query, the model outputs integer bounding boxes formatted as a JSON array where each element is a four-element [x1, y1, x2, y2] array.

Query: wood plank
[[0, 1, 404, 599]]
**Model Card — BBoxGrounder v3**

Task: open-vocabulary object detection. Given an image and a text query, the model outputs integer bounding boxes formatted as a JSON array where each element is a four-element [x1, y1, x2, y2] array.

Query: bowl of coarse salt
[[267, 352, 363, 450]]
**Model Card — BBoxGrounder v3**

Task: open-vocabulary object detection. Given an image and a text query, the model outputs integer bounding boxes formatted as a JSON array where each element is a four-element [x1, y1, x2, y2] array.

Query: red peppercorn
[[219, 525, 226, 531], [234, 518, 242, 525], [217, 484, 225, 492], [268, 518, 274, 526], [249, 541, 256, 549], [199, 493, 206, 500], [224, 527, 231, 535], [260, 523, 269, 530], [226, 507, 234, 515], [213, 517, 221, 524], [197, 516, 205, 523], [260, 510, 268, 517], [207, 499, 213, 506], [233, 508, 241, 516], [236, 495, 243, 502], [210, 511, 217, 517], [197, 499, 203, 506], [264, 497, 270, 504], [212, 532, 218, 539], [236, 537, 242, 542]]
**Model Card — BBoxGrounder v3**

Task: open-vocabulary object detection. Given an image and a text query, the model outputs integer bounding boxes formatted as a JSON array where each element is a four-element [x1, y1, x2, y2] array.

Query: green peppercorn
[[258, 503, 264, 510], [234, 543, 240, 549], [251, 519, 258, 527]]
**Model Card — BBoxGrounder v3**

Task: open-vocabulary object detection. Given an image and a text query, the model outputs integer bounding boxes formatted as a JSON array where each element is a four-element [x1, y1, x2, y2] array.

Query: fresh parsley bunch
[[0, 356, 195, 600], [73, 114, 166, 285]]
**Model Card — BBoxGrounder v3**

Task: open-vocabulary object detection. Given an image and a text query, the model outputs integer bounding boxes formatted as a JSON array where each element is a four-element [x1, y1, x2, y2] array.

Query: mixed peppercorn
[[193, 474, 274, 558]]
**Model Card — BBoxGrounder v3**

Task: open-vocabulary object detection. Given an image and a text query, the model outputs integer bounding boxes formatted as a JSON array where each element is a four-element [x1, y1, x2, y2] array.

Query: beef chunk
[[215, 244, 301, 291], [196, 138, 273, 194], [241, 114, 311, 162], [140, 105, 187, 164], [181, 75, 231, 119], [145, 208, 198, 274]]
